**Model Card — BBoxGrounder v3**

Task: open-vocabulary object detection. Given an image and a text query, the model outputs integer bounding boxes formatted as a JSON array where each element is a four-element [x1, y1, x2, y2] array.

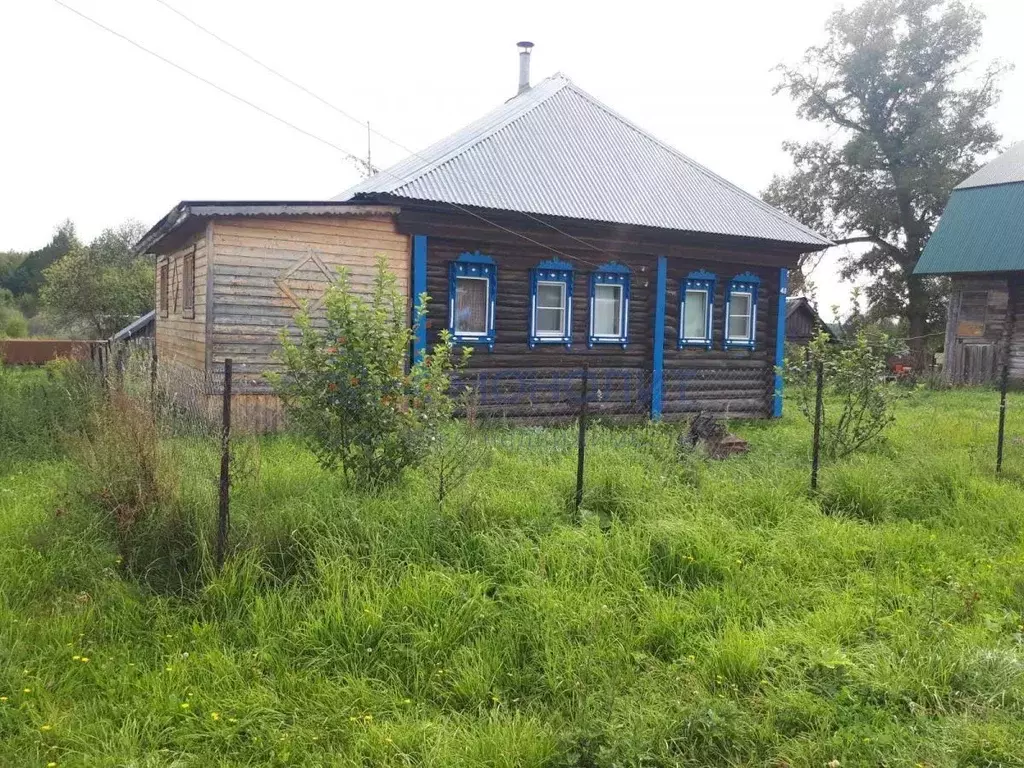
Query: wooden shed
[[915, 142, 1024, 385], [138, 68, 831, 428], [785, 297, 834, 346]]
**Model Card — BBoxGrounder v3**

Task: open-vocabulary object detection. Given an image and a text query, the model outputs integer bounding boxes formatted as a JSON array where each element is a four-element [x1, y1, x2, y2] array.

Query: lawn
[[2, 378, 1024, 766]]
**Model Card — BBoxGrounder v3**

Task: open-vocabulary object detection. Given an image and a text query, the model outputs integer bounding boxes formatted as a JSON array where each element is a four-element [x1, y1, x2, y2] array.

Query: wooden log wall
[[418, 214, 788, 421]]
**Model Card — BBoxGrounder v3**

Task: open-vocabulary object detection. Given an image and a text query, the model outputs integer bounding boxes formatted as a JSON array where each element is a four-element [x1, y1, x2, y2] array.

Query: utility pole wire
[[146, 0, 618, 264], [53, 0, 608, 266]]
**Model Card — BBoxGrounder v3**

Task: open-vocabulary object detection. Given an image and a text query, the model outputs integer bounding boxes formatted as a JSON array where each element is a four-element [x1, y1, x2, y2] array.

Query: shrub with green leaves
[[270, 257, 467, 488], [785, 330, 899, 460]]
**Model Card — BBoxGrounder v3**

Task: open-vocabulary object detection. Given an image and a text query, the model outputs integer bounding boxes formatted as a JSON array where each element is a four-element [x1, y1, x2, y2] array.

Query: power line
[[145, 0, 618, 267], [51, 0, 597, 265]]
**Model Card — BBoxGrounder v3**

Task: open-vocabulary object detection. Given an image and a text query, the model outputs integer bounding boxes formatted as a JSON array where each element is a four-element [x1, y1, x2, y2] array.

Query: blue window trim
[[448, 251, 497, 350], [588, 261, 630, 348], [724, 271, 760, 350], [679, 269, 716, 350], [529, 259, 574, 349]]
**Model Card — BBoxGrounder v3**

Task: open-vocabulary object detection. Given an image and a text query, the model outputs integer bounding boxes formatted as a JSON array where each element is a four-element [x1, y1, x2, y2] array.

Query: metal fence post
[[811, 359, 824, 492], [216, 358, 233, 571], [574, 363, 590, 519], [997, 360, 1009, 474]]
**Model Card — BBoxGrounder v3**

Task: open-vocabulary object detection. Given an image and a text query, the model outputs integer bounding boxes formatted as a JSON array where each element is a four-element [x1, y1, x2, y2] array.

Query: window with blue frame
[[588, 262, 630, 348], [449, 252, 497, 349], [724, 272, 760, 350], [529, 259, 574, 348], [679, 270, 715, 349]]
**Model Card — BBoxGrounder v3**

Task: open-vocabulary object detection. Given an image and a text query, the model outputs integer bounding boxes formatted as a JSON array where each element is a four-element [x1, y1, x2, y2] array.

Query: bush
[[0, 359, 99, 468], [270, 258, 467, 488], [785, 330, 899, 460]]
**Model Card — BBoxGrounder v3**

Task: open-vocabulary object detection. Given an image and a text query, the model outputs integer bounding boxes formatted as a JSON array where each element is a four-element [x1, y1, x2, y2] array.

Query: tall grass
[[1, 372, 1023, 766]]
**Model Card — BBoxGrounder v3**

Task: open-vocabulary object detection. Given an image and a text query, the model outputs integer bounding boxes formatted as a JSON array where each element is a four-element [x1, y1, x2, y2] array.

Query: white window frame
[[453, 275, 491, 338], [726, 290, 754, 342], [534, 279, 569, 338], [681, 287, 711, 344], [591, 282, 625, 340]]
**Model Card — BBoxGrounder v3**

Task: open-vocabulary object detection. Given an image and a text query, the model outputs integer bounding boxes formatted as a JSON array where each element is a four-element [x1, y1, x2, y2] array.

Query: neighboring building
[[785, 297, 834, 345], [137, 49, 830, 428], [915, 142, 1024, 385]]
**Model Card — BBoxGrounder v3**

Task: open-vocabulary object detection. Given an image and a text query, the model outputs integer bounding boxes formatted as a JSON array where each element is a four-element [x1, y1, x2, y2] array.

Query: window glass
[[683, 289, 708, 339], [454, 276, 488, 335], [536, 281, 566, 335], [593, 283, 622, 336], [728, 292, 752, 339]]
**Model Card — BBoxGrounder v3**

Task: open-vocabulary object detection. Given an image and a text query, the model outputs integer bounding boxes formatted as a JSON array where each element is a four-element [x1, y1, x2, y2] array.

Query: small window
[[182, 247, 195, 319], [679, 270, 715, 349], [588, 262, 630, 348], [159, 262, 169, 318], [724, 272, 760, 350], [448, 252, 496, 348], [529, 260, 573, 348]]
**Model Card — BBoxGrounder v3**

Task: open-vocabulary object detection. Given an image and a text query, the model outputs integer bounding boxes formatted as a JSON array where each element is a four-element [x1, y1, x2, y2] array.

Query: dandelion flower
[[211, 712, 220, 721], [41, 724, 52, 732], [180, 702, 190, 710], [23, 688, 31, 694], [0, 697, 7, 702], [72, 656, 81, 661], [48, 763, 58, 767], [80, 657, 90, 663]]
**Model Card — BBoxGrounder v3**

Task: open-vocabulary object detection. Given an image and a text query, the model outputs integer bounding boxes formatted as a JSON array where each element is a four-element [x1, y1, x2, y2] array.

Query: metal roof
[[134, 200, 399, 256], [914, 182, 1024, 274], [336, 74, 831, 249], [956, 142, 1024, 190]]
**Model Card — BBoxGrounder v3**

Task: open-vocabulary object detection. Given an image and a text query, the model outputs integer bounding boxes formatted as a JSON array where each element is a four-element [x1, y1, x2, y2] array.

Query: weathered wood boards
[[943, 276, 1024, 384]]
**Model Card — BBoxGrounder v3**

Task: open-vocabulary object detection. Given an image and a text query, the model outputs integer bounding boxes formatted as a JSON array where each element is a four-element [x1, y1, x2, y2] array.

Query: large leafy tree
[[764, 0, 1007, 351], [40, 220, 153, 338]]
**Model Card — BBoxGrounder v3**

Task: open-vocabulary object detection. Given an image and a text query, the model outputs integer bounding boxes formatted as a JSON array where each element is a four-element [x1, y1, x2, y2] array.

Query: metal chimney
[[517, 41, 534, 95]]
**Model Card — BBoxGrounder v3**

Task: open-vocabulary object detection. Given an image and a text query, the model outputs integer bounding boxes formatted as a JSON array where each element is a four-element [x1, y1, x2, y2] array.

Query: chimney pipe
[[517, 41, 534, 95]]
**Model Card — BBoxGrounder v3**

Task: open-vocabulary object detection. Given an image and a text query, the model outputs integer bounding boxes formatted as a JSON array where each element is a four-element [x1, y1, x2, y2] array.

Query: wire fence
[[83, 337, 1022, 570]]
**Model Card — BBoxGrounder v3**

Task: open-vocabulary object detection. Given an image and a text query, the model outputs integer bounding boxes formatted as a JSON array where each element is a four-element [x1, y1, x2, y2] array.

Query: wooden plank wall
[[155, 230, 209, 410], [943, 276, 1012, 384], [155, 230, 208, 372], [209, 214, 409, 395]]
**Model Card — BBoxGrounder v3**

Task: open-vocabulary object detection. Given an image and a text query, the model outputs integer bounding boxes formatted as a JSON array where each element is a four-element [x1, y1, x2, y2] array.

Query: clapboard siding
[[155, 230, 208, 373], [209, 214, 409, 394]]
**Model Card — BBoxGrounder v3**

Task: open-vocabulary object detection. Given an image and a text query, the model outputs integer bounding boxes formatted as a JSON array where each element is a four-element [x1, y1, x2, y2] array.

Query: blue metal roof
[[336, 74, 831, 249], [914, 182, 1024, 275]]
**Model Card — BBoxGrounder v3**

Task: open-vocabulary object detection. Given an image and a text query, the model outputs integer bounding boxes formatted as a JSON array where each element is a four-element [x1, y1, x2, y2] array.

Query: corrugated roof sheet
[[957, 142, 1024, 189], [336, 74, 830, 248], [914, 182, 1024, 274]]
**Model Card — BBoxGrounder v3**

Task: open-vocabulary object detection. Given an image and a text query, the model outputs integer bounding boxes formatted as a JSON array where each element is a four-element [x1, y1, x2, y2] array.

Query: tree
[[1, 220, 79, 301], [0, 288, 29, 339], [39, 220, 153, 338], [764, 0, 1007, 352]]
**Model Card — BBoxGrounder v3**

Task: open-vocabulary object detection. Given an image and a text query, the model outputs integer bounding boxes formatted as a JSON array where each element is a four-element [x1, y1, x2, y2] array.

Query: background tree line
[[0, 219, 153, 339], [766, 0, 1010, 355]]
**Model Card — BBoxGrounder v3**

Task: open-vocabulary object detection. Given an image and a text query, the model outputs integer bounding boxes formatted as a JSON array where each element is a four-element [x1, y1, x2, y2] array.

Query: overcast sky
[[2, 0, 1021, 313]]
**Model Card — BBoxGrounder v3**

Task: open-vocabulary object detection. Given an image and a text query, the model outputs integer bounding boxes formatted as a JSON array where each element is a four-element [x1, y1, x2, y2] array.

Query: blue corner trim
[[651, 255, 667, 420], [772, 268, 788, 418], [412, 235, 427, 362]]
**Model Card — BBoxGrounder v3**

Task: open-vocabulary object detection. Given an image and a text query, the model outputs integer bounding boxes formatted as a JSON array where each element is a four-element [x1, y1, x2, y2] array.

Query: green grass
[[3, 384, 1024, 766]]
